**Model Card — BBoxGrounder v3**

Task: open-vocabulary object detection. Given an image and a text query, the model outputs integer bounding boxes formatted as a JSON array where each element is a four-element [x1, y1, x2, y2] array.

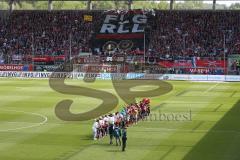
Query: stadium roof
[[4, 0, 240, 10]]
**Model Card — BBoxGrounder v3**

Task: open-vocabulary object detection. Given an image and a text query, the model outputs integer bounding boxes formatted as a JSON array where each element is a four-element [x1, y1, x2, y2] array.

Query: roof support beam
[[127, 0, 132, 10], [170, 0, 174, 10], [213, 0, 216, 10], [9, 1, 14, 12], [87, 0, 92, 10], [48, 0, 53, 11]]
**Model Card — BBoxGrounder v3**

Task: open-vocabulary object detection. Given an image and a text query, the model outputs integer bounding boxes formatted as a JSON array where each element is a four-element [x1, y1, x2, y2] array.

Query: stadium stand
[[149, 11, 240, 59], [0, 10, 240, 74]]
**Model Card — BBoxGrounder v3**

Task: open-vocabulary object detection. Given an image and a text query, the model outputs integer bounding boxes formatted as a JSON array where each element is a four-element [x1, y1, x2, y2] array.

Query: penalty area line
[[202, 82, 220, 94]]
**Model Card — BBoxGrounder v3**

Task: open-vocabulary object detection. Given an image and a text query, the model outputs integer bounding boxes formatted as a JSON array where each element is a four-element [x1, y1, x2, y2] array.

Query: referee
[[122, 127, 127, 151]]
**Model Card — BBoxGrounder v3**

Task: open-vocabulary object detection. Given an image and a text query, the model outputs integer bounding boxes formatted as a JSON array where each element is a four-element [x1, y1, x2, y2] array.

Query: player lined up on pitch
[[92, 98, 151, 151]]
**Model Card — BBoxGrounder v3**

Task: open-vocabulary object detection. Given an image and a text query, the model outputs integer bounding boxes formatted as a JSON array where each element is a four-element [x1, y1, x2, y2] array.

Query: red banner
[[0, 64, 24, 71], [196, 60, 225, 68], [33, 56, 52, 62], [185, 68, 224, 74], [79, 65, 118, 73], [159, 60, 192, 68], [187, 68, 210, 74], [78, 56, 101, 64], [32, 55, 65, 62], [159, 59, 227, 68], [54, 55, 65, 61]]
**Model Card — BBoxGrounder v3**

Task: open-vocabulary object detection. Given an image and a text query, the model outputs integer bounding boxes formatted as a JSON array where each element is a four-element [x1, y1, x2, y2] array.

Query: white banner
[[0, 71, 240, 82]]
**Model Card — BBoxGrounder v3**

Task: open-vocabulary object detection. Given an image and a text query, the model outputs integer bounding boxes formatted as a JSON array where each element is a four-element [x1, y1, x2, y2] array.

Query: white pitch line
[[1, 121, 38, 124], [203, 82, 220, 94], [0, 109, 48, 132]]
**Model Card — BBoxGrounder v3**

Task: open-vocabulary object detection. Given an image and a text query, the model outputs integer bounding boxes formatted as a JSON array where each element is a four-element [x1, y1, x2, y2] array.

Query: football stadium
[[1, 0, 240, 160]]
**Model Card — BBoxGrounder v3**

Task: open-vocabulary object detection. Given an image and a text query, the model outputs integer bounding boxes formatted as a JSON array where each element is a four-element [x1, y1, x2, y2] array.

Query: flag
[[84, 15, 92, 22]]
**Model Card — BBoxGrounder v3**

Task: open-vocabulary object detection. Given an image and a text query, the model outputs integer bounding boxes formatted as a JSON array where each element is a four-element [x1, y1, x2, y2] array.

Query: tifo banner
[[92, 10, 153, 54]]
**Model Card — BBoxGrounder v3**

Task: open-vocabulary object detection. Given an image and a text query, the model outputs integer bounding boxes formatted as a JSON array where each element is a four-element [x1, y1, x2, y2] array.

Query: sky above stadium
[[204, 0, 238, 6], [176, 1, 238, 6]]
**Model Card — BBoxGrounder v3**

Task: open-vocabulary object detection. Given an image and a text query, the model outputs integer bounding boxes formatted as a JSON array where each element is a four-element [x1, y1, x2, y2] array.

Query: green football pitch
[[0, 78, 240, 160]]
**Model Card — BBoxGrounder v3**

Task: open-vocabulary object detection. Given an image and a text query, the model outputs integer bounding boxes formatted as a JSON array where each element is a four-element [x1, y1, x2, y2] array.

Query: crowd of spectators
[[148, 11, 240, 60], [0, 10, 240, 66], [0, 10, 101, 64]]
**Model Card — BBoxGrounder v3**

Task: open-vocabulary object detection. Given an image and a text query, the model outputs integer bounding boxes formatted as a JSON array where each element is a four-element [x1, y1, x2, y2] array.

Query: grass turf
[[0, 78, 240, 160]]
